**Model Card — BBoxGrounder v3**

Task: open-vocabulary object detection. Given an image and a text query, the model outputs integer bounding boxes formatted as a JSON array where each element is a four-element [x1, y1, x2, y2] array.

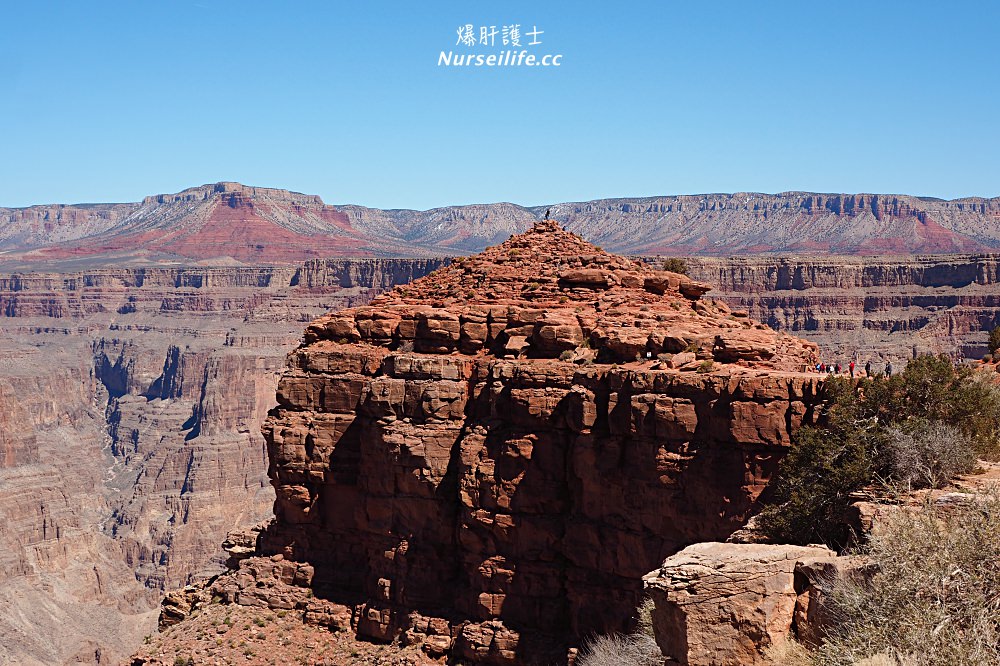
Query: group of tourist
[[814, 360, 893, 378]]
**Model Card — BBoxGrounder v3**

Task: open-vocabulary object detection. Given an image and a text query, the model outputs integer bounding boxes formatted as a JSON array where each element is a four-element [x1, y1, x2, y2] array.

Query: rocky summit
[[251, 220, 823, 663]]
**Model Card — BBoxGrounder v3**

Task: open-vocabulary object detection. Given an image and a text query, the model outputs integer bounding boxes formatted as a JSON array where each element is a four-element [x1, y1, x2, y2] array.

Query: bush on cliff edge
[[757, 355, 999, 548], [816, 493, 1000, 666]]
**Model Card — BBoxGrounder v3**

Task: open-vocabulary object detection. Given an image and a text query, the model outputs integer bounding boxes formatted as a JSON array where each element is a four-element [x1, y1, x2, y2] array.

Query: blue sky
[[1, 1, 997, 208]]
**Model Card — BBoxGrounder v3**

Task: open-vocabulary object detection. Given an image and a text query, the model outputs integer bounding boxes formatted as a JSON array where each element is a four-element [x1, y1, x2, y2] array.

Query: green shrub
[[696, 360, 714, 373], [990, 326, 1000, 354], [559, 350, 574, 361], [661, 258, 688, 275], [756, 425, 875, 548], [757, 355, 1000, 548]]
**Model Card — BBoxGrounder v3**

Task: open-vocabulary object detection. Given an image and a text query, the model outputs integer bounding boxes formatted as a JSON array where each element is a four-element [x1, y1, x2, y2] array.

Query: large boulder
[[642, 542, 833, 666]]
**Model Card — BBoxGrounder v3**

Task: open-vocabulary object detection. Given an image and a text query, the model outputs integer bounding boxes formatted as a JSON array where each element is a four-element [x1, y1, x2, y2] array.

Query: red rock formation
[[1, 183, 442, 266], [261, 222, 822, 662]]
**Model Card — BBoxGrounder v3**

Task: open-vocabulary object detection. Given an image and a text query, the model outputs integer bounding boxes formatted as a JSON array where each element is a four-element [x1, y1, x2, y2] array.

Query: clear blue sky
[[1, 1, 997, 209]]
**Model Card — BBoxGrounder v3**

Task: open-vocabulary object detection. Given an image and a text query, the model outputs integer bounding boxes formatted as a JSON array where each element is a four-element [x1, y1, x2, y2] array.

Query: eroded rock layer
[[0, 259, 444, 665], [261, 222, 823, 662], [684, 254, 1000, 364]]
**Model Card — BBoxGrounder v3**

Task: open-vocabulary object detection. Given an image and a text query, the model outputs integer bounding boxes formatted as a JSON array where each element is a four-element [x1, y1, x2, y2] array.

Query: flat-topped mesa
[[142, 182, 325, 206], [305, 220, 818, 369], [262, 222, 823, 664]]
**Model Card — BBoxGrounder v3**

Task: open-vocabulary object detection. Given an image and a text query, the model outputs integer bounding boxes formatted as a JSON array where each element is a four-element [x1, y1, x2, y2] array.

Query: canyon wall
[[683, 254, 1000, 364], [4, 248, 1000, 663], [0, 258, 445, 665]]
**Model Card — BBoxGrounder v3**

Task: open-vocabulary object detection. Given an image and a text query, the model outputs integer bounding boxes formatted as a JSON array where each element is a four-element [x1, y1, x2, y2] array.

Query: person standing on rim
[[849, 360, 855, 378], [865, 360, 872, 377], [885, 361, 893, 377]]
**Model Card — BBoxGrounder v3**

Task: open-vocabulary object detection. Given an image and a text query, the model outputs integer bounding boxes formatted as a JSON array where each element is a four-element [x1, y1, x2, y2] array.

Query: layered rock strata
[[5, 184, 1000, 265], [683, 254, 1000, 363], [0, 259, 444, 665], [261, 221, 822, 662]]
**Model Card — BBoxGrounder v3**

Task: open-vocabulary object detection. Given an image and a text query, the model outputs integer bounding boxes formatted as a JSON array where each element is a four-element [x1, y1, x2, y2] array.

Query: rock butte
[[259, 221, 823, 662]]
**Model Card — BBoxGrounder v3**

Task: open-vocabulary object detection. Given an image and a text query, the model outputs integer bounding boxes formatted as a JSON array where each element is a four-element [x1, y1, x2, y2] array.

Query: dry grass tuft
[[576, 632, 661, 666], [815, 491, 1000, 666]]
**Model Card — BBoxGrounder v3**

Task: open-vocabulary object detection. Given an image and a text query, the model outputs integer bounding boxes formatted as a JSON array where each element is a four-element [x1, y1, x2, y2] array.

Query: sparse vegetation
[[696, 360, 714, 373], [577, 633, 661, 666], [661, 258, 688, 275], [814, 493, 1000, 666], [757, 355, 1000, 548], [578, 598, 660, 666], [559, 350, 575, 361], [885, 421, 976, 490]]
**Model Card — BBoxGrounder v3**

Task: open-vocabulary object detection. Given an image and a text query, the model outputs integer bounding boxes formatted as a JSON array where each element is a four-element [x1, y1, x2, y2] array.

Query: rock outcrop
[[642, 542, 834, 666], [260, 221, 822, 662]]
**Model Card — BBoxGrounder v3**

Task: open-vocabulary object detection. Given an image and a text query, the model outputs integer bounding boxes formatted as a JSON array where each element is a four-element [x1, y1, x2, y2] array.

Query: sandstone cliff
[[259, 222, 822, 662]]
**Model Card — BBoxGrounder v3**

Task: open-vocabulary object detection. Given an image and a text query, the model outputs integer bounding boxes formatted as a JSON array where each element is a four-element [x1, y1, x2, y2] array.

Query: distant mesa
[[2, 182, 1000, 267]]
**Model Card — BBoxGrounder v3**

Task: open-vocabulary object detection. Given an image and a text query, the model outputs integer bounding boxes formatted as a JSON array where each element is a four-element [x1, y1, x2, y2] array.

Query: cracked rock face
[[261, 221, 824, 662], [642, 542, 834, 666]]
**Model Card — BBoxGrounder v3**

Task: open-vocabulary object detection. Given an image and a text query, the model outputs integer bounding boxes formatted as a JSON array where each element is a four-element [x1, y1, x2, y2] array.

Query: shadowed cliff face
[[682, 254, 1000, 364], [261, 223, 823, 662], [0, 259, 445, 665]]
